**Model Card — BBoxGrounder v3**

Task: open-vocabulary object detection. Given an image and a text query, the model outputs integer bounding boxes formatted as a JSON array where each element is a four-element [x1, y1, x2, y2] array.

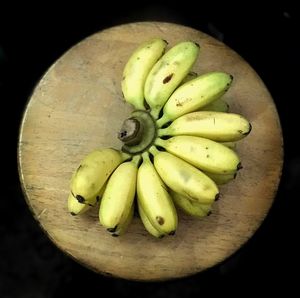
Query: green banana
[[137, 152, 178, 235], [158, 111, 251, 141], [170, 190, 212, 218], [149, 147, 219, 204], [155, 136, 241, 174], [70, 149, 128, 205], [68, 181, 107, 216], [109, 203, 134, 237], [121, 39, 168, 110], [156, 72, 233, 127], [144, 41, 200, 119], [99, 156, 140, 232], [138, 201, 165, 238], [201, 98, 229, 112]]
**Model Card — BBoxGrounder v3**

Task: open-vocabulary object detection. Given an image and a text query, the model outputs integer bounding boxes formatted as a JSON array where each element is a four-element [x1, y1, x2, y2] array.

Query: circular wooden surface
[[18, 22, 283, 281]]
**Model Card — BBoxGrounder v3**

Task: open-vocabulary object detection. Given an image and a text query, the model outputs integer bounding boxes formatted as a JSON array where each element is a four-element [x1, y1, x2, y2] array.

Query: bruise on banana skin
[[175, 97, 192, 107], [71, 191, 86, 204], [156, 216, 165, 225], [163, 73, 174, 84]]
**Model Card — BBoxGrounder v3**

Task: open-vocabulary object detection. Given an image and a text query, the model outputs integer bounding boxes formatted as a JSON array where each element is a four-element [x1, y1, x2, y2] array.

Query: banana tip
[[237, 162, 243, 171]]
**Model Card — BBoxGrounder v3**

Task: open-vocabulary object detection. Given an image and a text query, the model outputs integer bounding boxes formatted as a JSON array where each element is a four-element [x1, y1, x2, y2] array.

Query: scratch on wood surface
[[37, 208, 47, 219]]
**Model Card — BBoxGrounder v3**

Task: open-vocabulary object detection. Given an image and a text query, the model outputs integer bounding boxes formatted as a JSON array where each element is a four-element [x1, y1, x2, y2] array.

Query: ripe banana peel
[[156, 72, 233, 127], [122, 38, 168, 110], [144, 41, 200, 119]]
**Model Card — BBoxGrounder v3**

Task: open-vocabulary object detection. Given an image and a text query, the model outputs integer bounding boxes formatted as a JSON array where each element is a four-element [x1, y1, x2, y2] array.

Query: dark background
[[1, 3, 299, 297]]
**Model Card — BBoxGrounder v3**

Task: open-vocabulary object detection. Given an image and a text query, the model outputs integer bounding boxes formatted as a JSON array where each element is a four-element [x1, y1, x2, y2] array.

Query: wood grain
[[18, 22, 283, 281]]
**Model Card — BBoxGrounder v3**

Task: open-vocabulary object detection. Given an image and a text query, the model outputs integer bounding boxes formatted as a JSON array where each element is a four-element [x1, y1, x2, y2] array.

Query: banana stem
[[157, 128, 167, 137], [149, 145, 160, 156], [156, 113, 170, 128], [150, 107, 160, 120], [121, 152, 132, 161], [142, 151, 151, 163], [154, 138, 165, 148], [118, 118, 143, 145], [131, 155, 142, 166]]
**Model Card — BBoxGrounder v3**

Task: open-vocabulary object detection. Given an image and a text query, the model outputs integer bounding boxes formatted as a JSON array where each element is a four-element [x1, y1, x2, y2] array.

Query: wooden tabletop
[[18, 22, 283, 281]]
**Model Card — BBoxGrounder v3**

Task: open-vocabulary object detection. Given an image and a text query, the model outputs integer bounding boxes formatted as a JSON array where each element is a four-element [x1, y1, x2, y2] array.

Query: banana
[[137, 152, 178, 235], [221, 141, 237, 150], [68, 193, 91, 216], [170, 190, 212, 218], [99, 155, 140, 232], [149, 147, 219, 204], [155, 136, 241, 174], [180, 71, 198, 85], [138, 201, 165, 238], [121, 39, 168, 110], [156, 72, 233, 127], [158, 111, 251, 141], [201, 98, 229, 112], [70, 149, 128, 205], [144, 41, 200, 119], [109, 203, 134, 237], [203, 171, 237, 185], [68, 181, 107, 216]]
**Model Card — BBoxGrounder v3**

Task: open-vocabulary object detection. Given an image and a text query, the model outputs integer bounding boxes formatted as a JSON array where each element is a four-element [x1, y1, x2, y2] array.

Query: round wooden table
[[18, 22, 283, 281]]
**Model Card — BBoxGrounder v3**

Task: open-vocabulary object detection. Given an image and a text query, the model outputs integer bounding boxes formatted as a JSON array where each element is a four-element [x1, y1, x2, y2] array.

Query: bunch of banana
[[67, 38, 252, 238]]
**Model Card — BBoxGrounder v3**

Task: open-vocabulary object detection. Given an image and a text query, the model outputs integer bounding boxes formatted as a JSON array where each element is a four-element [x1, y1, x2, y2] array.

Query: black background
[[1, 2, 299, 297]]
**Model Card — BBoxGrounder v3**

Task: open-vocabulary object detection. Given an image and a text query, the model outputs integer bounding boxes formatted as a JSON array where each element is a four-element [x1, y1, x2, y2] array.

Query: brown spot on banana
[[156, 216, 165, 225], [163, 73, 174, 84], [76, 195, 85, 203]]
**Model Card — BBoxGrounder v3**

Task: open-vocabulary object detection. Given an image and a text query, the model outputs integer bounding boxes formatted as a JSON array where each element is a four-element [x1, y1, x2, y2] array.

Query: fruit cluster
[[68, 39, 251, 238]]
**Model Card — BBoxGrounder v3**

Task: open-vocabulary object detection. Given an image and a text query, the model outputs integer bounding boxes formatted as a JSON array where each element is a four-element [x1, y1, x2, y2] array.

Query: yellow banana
[[180, 71, 198, 85], [170, 190, 212, 218], [137, 152, 177, 235], [149, 147, 219, 204], [138, 201, 165, 238], [109, 203, 134, 237], [156, 72, 233, 127], [70, 149, 128, 205], [203, 171, 237, 185], [220, 141, 237, 150], [201, 98, 229, 112], [99, 156, 140, 232], [121, 39, 168, 110], [158, 111, 251, 142], [155, 136, 241, 174], [68, 193, 90, 216], [68, 181, 107, 216], [144, 41, 200, 119]]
